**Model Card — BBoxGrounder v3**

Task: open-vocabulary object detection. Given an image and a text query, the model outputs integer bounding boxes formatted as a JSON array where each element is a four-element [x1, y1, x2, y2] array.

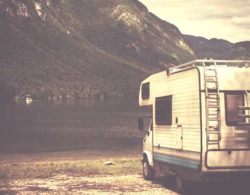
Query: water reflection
[[0, 99, 149, 153]]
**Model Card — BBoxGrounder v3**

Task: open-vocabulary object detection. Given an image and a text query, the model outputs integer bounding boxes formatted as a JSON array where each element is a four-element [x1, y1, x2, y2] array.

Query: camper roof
[[167, 59, 250, 75]]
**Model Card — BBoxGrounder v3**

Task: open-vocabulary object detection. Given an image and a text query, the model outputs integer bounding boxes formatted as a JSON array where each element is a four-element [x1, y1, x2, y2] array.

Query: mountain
[[0, 0, 196, 101], [232, 41, 250, 59], [184, 35, 250, 60]]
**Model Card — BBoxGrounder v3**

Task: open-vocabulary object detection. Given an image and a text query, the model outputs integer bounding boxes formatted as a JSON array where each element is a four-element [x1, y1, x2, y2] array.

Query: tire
[[175, 175, 190, 193], [176, 175, 184, 192], [142, 158, 155, 180]]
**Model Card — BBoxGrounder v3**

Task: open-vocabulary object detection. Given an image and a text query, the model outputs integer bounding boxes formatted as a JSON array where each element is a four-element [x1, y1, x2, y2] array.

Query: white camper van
[[138, 59, 250, 190]]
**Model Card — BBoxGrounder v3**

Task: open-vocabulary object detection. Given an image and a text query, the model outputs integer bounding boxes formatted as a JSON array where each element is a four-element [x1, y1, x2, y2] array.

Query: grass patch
[[0, 158, 141, 180]]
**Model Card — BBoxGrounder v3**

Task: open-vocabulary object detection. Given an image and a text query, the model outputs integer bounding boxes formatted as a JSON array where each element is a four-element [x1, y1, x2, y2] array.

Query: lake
[[0, 99, 150, 154]]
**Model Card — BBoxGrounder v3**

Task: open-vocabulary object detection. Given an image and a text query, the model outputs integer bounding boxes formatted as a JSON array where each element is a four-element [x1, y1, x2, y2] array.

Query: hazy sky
[[139, 0, 250, 43]]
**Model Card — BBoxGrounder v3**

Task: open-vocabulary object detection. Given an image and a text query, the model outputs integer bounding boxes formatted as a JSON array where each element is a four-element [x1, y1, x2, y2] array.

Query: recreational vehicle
[[138, 59, 250, 190]]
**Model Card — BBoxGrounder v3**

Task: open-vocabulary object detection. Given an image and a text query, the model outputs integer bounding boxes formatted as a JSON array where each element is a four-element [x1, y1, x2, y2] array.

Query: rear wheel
[[175, 175, 190, 193], [142, 158, 155, 180], [176, 175, 184, 191]]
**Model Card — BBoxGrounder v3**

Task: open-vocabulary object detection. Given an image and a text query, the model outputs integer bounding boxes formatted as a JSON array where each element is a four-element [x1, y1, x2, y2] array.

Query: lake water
[[0, 99, 149, 154]]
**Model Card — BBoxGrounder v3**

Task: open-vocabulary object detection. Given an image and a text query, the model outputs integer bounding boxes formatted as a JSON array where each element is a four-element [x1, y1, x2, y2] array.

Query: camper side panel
[[151, 68, 201, 170]]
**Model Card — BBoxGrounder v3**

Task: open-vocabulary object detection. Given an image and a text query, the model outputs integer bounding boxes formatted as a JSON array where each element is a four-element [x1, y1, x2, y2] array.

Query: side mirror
[[138, 118, 144, 131]]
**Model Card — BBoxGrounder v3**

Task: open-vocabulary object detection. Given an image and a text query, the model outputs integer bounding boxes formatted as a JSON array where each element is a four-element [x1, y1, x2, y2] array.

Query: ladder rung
[[208, 110, 220, 112], [206, 96, 220, 99], [208, 106, 220, 109], [207, 94, 220, 100], [207, 82, 218, 85], [208, 103, 219, 106], [208, 128, 220, 131], [207, 90, 218, 93], [208, 142, 219, 145], [208, 130, 220, 133], [206, 68, 217, 71], [206, 75, 216, 78], [208, 100, 218, 102], [206, 79, 217, 83], [207, 99, 218, 104], [208, 138, 220, 141], [208, 135, 220, 139], [208, 114, 218, 116], [207, 87, 218, 90], [207, 92, 219, 95], [207, 93, 219, 96], [208, 117, 219, 120], [208, 124, 220, 127], [208, 103, 219, 105], [207, 101, 219, 107], [209, 132, 220, 136], [208, 97, 219, 100], [205, 75, 216, 79], [208, 118, 220, 121], [207, 128, 219, 131], [208, 104, 220, 106], [208, 125, 218, 128], [208, 133, 220, 136], [208, 106, 220, 108], [208, 142, 220, 145], [208, 134, 220, 137], [208, 111, 220, 114], [208, 132, 220, 134], [208, 111, 218, 113], [208, 102, 219, 105]]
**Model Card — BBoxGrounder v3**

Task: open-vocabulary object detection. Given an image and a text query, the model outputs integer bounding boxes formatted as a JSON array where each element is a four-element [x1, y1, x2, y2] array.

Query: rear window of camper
[[155, 95, 172, 125], [141, 82, 150, 99], [225, 92, 244, 126]]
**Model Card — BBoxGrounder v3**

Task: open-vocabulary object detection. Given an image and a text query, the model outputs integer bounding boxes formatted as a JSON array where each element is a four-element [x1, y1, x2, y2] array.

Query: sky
[[138, 0, 250, 43]]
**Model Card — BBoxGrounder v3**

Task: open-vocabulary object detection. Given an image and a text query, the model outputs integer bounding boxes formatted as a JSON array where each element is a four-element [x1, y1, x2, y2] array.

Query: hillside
[[0, 0, 196, 100], [184, 35, 250, 60]]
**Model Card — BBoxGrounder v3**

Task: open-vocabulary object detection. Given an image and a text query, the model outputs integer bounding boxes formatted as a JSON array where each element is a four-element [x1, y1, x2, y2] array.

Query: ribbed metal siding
[[150, 69, 201, 152]]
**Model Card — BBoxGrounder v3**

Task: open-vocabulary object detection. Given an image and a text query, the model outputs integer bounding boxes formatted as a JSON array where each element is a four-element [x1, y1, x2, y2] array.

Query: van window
[[225, 92, 244, 126], [141, 82, 150, 99], [155, 96, 172, 125]]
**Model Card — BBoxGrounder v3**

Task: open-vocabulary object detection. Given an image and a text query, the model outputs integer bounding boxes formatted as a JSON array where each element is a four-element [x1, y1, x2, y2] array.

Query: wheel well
[[142, 151, 154, 167]]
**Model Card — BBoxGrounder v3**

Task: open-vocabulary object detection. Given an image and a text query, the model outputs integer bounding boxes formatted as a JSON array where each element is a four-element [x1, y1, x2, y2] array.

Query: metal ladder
[[203, 61, 221, 150]]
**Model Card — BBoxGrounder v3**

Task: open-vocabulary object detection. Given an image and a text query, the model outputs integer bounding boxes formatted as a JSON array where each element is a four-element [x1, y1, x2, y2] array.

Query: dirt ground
[[0, 150, 179, 195], [1, 151, 250, 195], [0, 174, 178, 195]]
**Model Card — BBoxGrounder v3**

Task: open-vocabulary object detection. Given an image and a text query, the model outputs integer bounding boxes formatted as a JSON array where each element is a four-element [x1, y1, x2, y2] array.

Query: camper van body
[[139, 60, 250, 185]]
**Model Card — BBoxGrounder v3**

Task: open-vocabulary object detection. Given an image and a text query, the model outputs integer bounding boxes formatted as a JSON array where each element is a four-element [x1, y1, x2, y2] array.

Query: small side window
[[225, 92, 244, 126], [141, 82, 150, 99], [155, 95, 172, 126]]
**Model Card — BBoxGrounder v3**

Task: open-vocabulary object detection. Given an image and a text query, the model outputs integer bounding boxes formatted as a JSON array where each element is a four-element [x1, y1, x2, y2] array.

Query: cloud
[[139, 0, 250, 42], [231, 16, 250, 27]]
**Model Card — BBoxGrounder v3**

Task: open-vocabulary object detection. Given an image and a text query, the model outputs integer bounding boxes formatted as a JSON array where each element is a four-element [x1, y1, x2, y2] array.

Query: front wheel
[[142, 159, 155, 180]]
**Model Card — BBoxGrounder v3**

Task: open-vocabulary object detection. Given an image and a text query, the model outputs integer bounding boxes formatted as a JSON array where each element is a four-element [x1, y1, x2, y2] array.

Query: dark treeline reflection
[[0, 103, 18, 143], [0, 99, 149, 154]]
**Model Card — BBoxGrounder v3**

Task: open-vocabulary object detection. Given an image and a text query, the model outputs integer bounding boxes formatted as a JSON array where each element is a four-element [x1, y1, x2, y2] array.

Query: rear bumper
[[205, 149, 250, 169]]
